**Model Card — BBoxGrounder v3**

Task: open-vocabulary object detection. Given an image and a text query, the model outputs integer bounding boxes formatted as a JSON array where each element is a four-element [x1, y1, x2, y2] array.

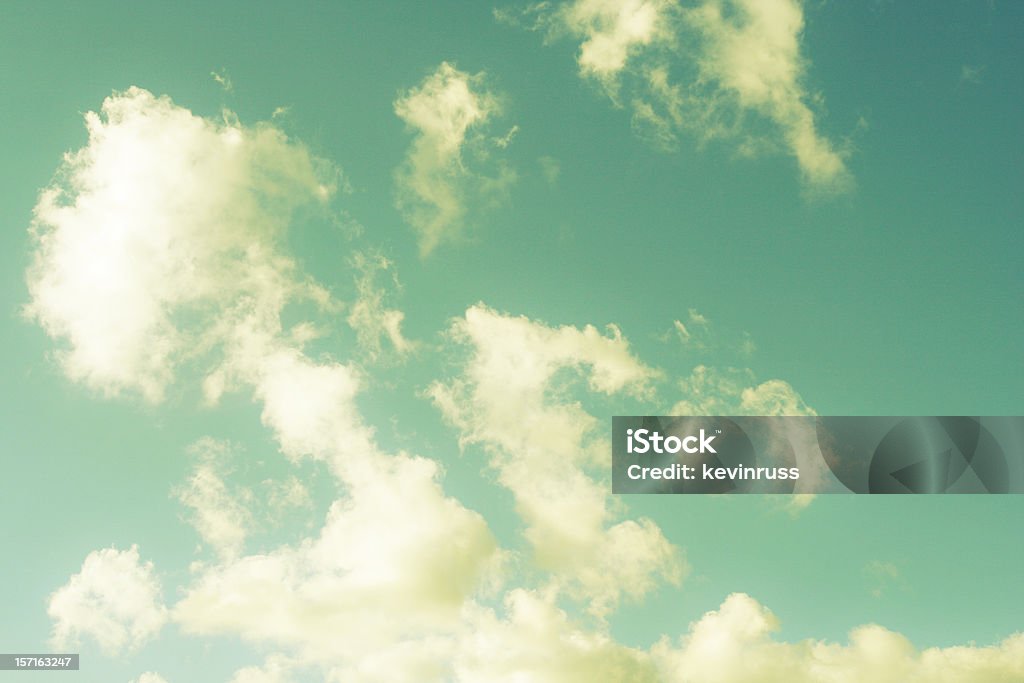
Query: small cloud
[[687, 308, 708, 327], [493, 124, 520, 148], [538, 155, 562, 186], [739, 331, 756, 356], [664, 309, 711, 350], [864, 560, 904, 598], [782, 493, 816, 516], [131, 674, 170, 683], [672, 319, 691, 343], [960, 64, 984, 85], [346, 251, 417, 361], [211, 68, 233, 93]]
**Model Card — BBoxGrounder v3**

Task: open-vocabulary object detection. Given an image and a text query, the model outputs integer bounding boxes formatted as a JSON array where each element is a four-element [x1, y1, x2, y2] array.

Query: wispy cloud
[[507, 0, 851, 189], [346, 252, 417, 361], [394, 62, 516, 255], [864, 559, 905, 598], [174, 438, 255, 559]]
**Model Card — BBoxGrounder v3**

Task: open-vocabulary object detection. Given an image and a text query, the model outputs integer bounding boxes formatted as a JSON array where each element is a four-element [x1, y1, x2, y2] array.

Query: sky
[[0, 1, 1022, 682]]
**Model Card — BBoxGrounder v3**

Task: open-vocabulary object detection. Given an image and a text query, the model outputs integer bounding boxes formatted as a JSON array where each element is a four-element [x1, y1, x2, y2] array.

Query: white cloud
[[174, 452, 500, 673], [538, 155, 562, 186], [864, 560, 904, 598], [131, 674, 169, 683], [667, 308, 712, 348], [556, 0, 679, 91], [669, 365, 827, 499], [685, 0, 849, 187], [430, 304, 682, 617], [25, 88, 504, 681], [669, 365, 814, 417], [228, 655, 298, 683], [346, 252, 416, 361], [454, 589, 660, 682], [514, 0, 849, 187], [653, 593, 1024, 683], [48, 545, 167, 655], [781, 492, 816, 515], [24, 87, 336, 402], [264, 475, 312, 514], [394, 62, 515, 255], [174, 438, 253, 559]]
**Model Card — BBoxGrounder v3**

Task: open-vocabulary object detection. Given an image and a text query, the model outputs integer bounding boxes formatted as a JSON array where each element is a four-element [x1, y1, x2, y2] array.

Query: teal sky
[[1, 2, 1022, 682]]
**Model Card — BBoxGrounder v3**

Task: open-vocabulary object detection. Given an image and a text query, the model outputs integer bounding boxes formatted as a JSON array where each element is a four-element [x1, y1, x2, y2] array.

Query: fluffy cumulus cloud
[[430, 304, 684, 617], [174, 453, 499, 678], [652, 593, 1024, 683], [511, 0, 849, 187], [48, 545, 167, 655], [454, 589, 660, 682], [24, 87, 335, 403], [171, 294, 501, 680], [394, 62, 515, 255]]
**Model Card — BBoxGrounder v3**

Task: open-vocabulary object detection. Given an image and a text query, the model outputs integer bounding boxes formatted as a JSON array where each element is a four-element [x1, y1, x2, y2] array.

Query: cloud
[[684, 0, 849, 187], [454, 589, 660, 682], [24, 87, 336, 403], [669, 365, 814, 417], [781, 492, 816, 515], [28, 88, 498, 681], [653, 593, 1024, 683], [174, 452, 500, 673], [264, 475, 313, 515], [228, 655, 298, 683], [430, 304, 682, 617], [864, 559, 905, 598], [211, 68, 234, 93], [669, 365, 827, 499], [667, 308, 712, 348], [959, 64, 984, 85], [511, 0, 849, 187], [538, 155, 562, 186], [554, 0, 680, 92], [346, 252, 416, 361], [48, 545, 167, 655], [394, 62, 515, 255], [174, 438, 254, 559], [29, 85, 1014, 682], [131, 674, 170, 683]]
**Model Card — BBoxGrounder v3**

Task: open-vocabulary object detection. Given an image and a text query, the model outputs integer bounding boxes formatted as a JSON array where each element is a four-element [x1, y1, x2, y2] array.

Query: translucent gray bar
[[0, 654, 79, 670], [612, 416, 1024, 494]]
